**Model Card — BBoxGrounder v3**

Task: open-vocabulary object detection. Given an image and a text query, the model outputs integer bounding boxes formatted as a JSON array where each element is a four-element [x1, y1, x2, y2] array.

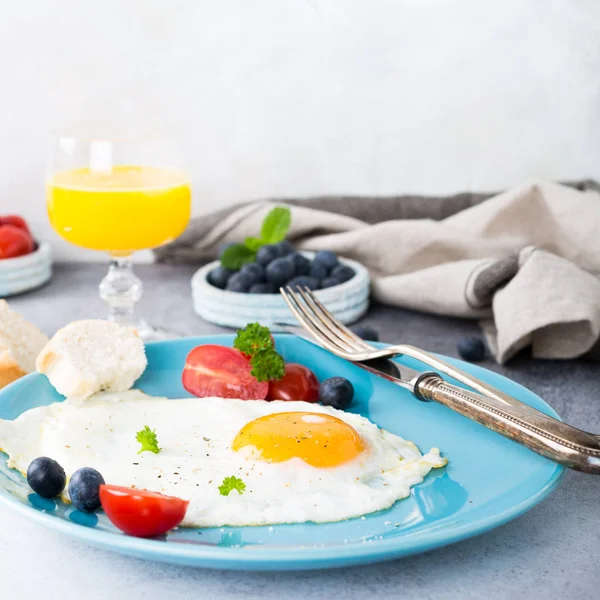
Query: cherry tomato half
[[99, 485, 189, 537], [267, 363, 319, 402], [182, 344, 268, 400], [0, 215, 32, 236], [0, 224, 34, 259]]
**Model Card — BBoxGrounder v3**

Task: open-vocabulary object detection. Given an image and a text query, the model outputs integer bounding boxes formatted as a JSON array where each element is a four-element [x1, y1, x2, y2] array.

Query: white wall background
[[1, 0, 599, 261]]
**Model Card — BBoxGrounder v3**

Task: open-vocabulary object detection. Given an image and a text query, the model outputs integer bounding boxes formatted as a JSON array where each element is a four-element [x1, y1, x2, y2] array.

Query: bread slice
[[36, 320, 147, 400], [0, 300, 49, 389]]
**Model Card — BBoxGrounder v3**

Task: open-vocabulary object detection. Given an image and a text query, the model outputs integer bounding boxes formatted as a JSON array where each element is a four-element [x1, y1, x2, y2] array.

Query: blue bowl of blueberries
[[192, 241, 370, 330]]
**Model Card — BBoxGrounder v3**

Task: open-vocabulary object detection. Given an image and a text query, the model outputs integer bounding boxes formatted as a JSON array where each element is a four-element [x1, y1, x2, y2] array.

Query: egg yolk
[[232, 412, 366, 467]]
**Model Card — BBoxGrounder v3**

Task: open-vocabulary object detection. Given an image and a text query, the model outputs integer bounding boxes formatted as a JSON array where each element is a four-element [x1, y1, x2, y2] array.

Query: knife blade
[[273, 324, 420, 393]]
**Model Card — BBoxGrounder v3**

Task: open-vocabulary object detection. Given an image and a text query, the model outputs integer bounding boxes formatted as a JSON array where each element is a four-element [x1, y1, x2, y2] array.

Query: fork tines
[[279, 286, 373, 358]]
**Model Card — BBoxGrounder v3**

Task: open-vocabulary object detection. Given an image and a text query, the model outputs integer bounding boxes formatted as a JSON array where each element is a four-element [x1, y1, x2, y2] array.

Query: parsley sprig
[[220, 206, 291, 270], [250, 348, 285, 382], [234, 322, 273, 356], [234, 323, 285, 382], [136, 425, 160, 454], [218, 475, 246, 496]]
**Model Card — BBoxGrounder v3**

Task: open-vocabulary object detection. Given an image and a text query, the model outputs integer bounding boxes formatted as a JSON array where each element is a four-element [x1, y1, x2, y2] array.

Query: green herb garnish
[[249, 347, 285, 383], [220, 206, 291, 270], [136, 425, 160, 454], [243, 236, 264, 251], [234, 323, 285, 382], [234, 322, 273, 356], [219, 244, 257, 270], [218, 475, 246, 496], [260, 206, 291, 244]]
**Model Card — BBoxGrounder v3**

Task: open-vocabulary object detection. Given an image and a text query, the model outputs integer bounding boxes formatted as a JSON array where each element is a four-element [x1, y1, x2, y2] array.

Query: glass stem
[[99, 257, 143, 326]]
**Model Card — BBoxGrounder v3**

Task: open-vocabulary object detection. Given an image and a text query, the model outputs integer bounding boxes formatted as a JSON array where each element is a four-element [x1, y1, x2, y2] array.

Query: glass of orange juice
[[47, 132, 191, 338]]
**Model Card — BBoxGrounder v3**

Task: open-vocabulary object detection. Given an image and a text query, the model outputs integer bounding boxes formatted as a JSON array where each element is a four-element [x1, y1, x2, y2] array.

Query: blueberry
[[330, 264, 355, 283], [27, 457, 66, 499], [275, 240, 295, 257], [249, 282, 276, 294], [351, 325, 380, 342], [291, 252, 311, 275], [310, 261, 328, 280], [320, 277, 339, 289], [68, 467, 105, 512], [207, 266, 234, 290], [319, 377, 354, 410], [457, 336, 486, 362], [240, 262, 266, 284], [285, 276, 320, 291], [218, 242, 237, 260], [225, 272, 254, 293], [265, 256, 295, 287], [256, 244, 279, 266], [313, 250, 338, 271]]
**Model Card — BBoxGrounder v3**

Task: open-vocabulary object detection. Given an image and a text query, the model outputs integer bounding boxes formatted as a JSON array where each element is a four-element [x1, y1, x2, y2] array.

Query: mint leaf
[[244, 236, 264, 252], [220, 244, 256, 270], [260, 207, 291, 244]]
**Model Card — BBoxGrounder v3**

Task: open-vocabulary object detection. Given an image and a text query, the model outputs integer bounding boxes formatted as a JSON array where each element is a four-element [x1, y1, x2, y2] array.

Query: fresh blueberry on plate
[[319, 377, 354, 410], [330, 264, 355, 283], [240, 262, 266, 284], [291, 252, 311, 276], [256, 244, 279, 266], [351, 325, 380, 342], [249, 282, 276, 294], [207, 266, 235, 290], [26, 457, 66, 499], [226, 272, 254, 293], [286, 276, 320, 291], [265, 256, 296, 287], [457, 337, 486, 362], [68, 467, 105, 512], [313, 250, 338, 271]]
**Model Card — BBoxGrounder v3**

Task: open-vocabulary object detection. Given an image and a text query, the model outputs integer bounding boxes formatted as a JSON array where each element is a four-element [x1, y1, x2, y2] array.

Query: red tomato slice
[[267, 363, 319, 402], [182, 344, 268, 400], [0, 215, 31, 236], [0, 225, 34, 259], [99, 485, 189, 538]]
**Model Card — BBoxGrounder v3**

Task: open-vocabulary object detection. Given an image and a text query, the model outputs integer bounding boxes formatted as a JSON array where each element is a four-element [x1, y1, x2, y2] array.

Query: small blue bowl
[[0, 243, 52, 298], [191, 254, 370, 329]]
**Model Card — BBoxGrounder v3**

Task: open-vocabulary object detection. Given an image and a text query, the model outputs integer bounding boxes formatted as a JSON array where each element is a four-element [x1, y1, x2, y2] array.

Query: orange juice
[[47, 165, 191, 255]]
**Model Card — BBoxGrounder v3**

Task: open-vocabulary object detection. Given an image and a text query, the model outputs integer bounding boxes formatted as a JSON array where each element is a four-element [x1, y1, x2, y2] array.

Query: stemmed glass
[[46, 132, 192, 339]]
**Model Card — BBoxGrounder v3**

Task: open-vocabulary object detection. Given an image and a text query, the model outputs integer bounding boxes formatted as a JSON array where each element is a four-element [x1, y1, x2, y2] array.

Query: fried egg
[[0, 390, 447, 526]]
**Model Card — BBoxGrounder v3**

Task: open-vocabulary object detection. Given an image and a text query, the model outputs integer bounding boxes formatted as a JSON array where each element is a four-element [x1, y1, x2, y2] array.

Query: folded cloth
[[156, 181, 600, 363]]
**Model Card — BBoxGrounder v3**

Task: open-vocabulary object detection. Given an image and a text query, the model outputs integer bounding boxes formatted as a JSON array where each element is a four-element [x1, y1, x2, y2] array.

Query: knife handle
[[414, 373, 600, 474]]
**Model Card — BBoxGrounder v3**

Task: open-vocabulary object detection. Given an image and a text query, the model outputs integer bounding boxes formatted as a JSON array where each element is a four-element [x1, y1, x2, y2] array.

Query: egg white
[[0, 390, 447, 527]]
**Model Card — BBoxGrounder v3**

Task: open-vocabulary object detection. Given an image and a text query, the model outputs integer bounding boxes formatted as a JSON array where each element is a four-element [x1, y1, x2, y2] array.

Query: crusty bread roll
[[36, 320, 147, 400], [0, 300, 49, 389]]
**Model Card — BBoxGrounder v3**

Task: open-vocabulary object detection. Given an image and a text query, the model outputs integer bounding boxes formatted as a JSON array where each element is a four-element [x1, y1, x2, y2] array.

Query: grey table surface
[[1, 263, 599, 599]]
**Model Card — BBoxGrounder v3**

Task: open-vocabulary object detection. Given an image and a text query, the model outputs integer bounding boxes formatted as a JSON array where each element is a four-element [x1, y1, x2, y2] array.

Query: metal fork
[[280, 286, 600, 474]]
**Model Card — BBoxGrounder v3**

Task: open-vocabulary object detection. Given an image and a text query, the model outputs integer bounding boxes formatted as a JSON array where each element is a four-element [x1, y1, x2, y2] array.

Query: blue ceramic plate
[[0, 335, 563, 571]]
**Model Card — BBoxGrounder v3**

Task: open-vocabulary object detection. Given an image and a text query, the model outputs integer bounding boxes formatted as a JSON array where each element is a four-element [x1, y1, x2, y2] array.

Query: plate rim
[[0, 335, 564, 570]]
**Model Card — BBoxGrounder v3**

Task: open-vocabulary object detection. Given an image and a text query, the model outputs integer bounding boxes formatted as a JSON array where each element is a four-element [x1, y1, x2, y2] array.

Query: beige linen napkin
[[157, 181, 600, 363]]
